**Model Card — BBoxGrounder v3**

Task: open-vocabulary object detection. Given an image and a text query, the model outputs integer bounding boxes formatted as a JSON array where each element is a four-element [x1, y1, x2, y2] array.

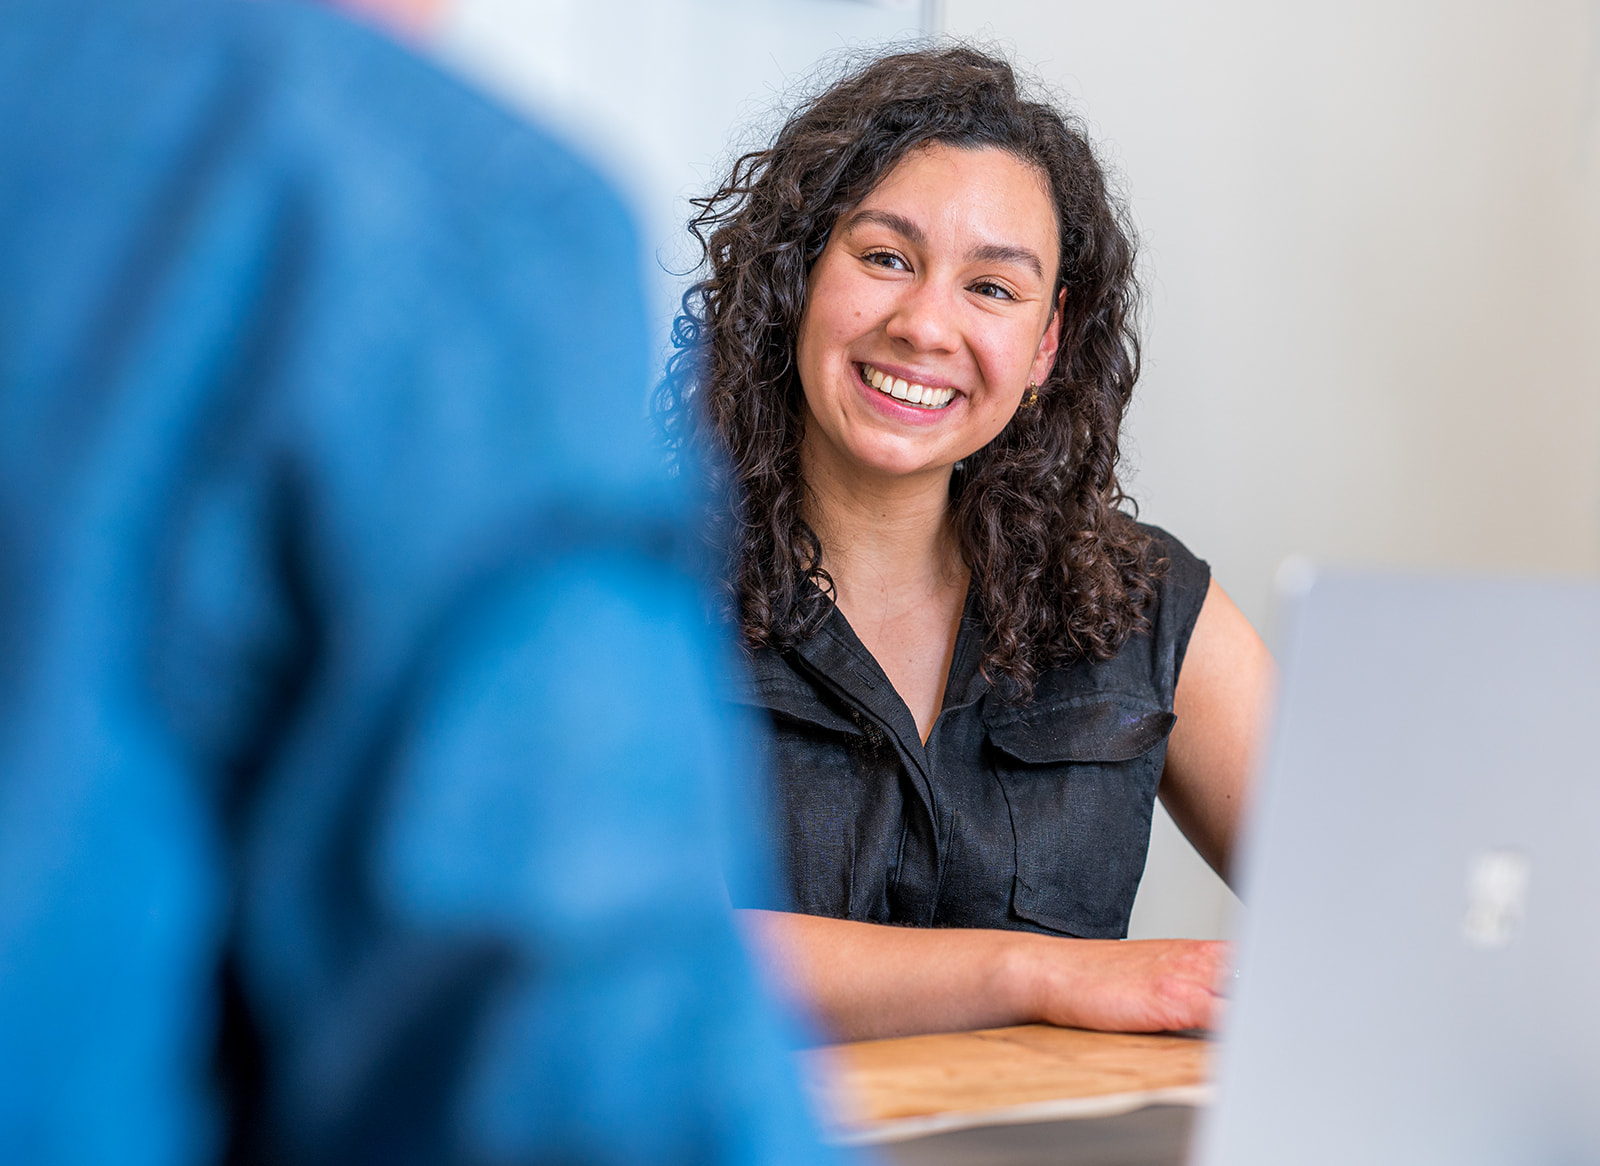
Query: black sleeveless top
[[734, 525, 1210, 938]]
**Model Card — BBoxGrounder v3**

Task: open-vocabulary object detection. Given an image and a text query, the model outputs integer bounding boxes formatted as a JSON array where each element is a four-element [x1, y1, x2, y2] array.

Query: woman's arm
[[737, 909, 1228, 1042], [1160, 579, 1277, 881]]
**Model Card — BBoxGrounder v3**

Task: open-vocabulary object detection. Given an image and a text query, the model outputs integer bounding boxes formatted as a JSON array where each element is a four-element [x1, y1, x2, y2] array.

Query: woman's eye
[[972, 281, 1016, 301], [864, 250, 908, 271]]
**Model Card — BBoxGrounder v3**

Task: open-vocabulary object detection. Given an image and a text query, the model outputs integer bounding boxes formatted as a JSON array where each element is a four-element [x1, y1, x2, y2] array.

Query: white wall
[[433, 0, 1600, 941], [436, 0, 924, 354]]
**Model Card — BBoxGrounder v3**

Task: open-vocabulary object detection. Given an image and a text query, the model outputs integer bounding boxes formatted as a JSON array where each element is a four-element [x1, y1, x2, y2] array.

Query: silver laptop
[[1192, 566, 1600, 1166]]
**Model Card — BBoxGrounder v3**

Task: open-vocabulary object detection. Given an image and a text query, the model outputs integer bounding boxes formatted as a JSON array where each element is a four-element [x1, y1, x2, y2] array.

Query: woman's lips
[[858, 362, 956, 410]]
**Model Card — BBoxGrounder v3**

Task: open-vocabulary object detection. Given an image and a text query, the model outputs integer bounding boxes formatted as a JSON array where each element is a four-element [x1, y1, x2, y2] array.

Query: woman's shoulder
[[1135, 522, 1210, 609], [1132, 521, 1211, 696]]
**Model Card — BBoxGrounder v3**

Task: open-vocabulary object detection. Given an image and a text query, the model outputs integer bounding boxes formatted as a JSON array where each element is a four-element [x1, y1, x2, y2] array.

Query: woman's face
[[795, 142, 1063, 488]]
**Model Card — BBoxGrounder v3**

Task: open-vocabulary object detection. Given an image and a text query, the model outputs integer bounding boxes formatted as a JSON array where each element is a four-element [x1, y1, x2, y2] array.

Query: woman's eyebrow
[[845, 209, 1044, 280], [845, 208, 925, 245], [968, 242, 1043, 280]]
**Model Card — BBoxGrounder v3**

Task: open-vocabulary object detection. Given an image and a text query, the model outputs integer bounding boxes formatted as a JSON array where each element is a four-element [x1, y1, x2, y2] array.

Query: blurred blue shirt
[[0, 1, 835, 1162]]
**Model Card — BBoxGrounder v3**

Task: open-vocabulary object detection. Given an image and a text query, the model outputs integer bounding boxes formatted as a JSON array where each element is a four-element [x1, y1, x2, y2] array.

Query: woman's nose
[[884, 280, 960, 353]]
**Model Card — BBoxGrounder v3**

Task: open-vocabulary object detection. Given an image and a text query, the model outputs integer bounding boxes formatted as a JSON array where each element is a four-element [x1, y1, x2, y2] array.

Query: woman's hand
[[737, 909, 1229, 1042], [1019, 936, 1229, 1034]]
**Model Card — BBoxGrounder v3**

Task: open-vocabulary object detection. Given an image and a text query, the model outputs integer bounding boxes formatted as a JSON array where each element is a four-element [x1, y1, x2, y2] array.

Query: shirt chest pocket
[[984, 695, 1175, 939], [734, 675, 898, 919]]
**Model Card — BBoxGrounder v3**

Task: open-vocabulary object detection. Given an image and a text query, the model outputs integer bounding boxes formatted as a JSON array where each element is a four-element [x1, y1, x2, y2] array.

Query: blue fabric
[[0, 1, 837, 1163]]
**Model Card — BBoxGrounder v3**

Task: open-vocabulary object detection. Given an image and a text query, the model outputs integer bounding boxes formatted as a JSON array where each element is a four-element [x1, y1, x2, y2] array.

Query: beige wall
[[944, 0, 1600, 938], [439, 0, 1600, 941]]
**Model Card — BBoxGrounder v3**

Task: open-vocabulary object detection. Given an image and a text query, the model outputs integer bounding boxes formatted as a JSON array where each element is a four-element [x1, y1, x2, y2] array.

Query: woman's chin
[[801, 399, 979, 488], [830, 442, 959, 486]]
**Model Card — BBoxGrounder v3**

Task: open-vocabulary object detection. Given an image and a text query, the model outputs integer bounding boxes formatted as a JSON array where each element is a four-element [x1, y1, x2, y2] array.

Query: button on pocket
[[986, 694, 1175, 938]]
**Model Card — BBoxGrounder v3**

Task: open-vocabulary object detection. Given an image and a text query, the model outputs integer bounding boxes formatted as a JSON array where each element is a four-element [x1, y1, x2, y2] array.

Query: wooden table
[[798, 1025, 1213, 1160]]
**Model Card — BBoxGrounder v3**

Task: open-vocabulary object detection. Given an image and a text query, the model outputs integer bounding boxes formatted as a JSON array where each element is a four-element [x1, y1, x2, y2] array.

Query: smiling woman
[[658, 47, 1275, 1042]]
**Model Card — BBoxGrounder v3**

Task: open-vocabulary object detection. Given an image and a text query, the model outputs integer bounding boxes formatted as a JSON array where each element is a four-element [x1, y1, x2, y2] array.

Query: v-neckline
[[795, 585, 989, 760]]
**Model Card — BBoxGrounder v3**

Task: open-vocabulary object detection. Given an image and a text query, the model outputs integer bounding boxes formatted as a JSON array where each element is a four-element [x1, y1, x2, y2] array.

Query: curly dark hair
[[657, 45, 1161, 701]]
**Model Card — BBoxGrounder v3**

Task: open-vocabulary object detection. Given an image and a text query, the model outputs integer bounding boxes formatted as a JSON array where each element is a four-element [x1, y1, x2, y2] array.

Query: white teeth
[[861, 363, 954, 410]]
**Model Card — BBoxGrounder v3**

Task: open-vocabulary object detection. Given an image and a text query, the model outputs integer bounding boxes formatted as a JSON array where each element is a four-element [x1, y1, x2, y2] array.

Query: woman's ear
[[1028, 287, 1068, 386]]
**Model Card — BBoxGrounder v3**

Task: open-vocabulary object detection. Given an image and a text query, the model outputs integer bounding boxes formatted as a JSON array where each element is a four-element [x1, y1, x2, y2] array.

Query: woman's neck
[[800, 435, 963, 599]]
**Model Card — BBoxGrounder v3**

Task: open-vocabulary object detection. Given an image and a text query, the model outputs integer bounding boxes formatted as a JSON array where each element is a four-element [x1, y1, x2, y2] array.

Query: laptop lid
[[1191, 567, 1600, 1166]]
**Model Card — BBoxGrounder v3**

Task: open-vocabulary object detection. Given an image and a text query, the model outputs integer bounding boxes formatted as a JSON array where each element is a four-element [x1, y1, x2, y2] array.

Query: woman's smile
[[850, 358, 966, 432], [858, 361, 958, 410]]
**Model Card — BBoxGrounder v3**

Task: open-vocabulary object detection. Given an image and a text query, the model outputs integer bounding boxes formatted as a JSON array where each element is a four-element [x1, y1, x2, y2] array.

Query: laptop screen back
[[1192, 569, 1600, 1166]]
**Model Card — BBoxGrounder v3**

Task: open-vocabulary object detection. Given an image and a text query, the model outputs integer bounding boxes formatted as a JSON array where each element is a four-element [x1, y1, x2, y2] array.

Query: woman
[[659, 47, 1275, 1041]]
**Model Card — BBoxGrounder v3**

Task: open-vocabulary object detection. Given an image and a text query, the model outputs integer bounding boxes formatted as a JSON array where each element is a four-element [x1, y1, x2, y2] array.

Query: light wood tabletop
[[798, 1024, 1214, 1146]]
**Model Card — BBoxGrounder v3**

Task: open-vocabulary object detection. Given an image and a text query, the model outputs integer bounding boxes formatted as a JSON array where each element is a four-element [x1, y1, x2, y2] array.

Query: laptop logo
[[1461, 849, 1530, 949]]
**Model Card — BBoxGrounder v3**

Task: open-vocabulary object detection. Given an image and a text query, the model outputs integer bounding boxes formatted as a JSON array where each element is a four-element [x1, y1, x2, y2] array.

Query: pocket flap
[[733, 675, 865, 739], [986, 695, 1174, 764]]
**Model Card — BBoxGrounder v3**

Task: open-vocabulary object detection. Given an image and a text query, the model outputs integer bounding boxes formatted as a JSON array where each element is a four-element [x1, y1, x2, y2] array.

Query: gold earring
[[1023, 382, 1040, 408]]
